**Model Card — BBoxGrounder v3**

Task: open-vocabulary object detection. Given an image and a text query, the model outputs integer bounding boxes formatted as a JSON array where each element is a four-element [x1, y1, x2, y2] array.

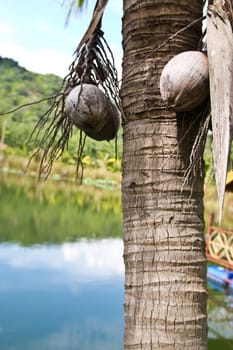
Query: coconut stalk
[[207, 0, 233, 222]]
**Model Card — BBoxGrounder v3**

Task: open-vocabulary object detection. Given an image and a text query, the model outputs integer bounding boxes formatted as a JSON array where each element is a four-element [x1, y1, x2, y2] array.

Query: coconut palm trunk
[[121, 1, 208, 349]]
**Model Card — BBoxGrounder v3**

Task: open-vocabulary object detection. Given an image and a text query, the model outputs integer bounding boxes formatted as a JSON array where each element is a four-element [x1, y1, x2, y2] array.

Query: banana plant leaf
[[207, 0, 233, 222]]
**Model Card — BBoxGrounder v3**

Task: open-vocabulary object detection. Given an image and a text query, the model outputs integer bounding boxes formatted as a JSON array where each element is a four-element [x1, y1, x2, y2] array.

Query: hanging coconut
[[27, 0, 120, 182], [160, 51, 209, 112], [65, 84, 120, 141]]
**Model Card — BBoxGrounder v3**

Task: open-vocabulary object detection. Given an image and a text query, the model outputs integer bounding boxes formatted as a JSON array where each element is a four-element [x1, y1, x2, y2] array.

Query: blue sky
[[0, 0, 123, 77]]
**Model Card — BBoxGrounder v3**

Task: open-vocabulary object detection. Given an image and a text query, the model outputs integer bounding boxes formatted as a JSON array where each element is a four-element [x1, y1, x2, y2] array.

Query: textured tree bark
[[121, 1, 208, 349]]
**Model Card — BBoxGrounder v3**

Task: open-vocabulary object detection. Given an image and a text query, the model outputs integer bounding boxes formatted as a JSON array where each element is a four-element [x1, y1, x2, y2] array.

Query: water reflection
[[0, 239, 232, 350], [0, 239, 124, 287], [208, 292, 233, 340], [0, 239, 124, 350]]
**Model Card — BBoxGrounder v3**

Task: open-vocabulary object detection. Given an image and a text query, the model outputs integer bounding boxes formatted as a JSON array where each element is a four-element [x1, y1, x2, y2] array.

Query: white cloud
[[31, 21, 53, 33], [0, 38, 123, 80], [0, 23, 14, 33], [0, 41, 72, 77]]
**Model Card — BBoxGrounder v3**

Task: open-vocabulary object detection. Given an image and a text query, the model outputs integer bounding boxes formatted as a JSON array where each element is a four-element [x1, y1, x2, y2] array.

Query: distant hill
[[0, 56, 62, 113], [0, 56, 62, 149]]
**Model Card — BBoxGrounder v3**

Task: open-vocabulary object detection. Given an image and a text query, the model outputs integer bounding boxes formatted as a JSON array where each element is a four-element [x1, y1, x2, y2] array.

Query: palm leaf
[[65, 0, 87, 26], [77, 0, 86, 8]]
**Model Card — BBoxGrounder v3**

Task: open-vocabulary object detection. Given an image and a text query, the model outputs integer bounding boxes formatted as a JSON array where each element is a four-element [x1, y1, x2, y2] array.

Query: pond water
[[0, 175, 233, 349], [0, 239, 232, 350], [0, 239, 124, 350]]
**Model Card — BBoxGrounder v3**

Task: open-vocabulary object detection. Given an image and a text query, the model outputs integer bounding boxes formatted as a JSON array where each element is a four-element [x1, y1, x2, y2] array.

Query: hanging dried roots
[[181, 99, 211, 193], [28, 3, 121, 182]]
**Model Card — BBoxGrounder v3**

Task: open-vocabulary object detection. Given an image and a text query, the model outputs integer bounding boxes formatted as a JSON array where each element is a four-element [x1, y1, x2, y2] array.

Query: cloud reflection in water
[[0, 239, 124, 350], [0, 238, 124, 288]]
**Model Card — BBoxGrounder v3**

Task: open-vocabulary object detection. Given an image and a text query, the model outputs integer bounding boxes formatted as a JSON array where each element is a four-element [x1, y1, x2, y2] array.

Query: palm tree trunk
[[121, 1, 207, 349]]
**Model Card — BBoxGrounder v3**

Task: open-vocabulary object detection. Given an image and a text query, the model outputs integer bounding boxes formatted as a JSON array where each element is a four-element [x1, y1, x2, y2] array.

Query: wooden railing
[[206, 214, 233, 270]]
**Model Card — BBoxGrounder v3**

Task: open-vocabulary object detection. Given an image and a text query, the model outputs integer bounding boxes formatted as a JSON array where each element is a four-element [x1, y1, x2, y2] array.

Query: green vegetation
[[208, 339, 233, 350], [0, 56, 233, 247], [0, 57, 61, 151], [0, 172, 122, 245], [204, 183, 233, 229], [0, 56, 123, 245], [0, 56, 122, 172]]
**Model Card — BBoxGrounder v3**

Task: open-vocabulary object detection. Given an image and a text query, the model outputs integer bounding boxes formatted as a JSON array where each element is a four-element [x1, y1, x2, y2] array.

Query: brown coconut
[[160, 51, 209, 112], [65, 84, 120, 141]]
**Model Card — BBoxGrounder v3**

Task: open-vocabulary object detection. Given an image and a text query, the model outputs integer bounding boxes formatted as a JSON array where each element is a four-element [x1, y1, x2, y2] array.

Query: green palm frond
[[65, 0, 87, 26], [77, 0, 86, 8]]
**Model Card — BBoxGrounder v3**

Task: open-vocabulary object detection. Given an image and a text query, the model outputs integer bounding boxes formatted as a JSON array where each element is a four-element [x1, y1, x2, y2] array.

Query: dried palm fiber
[[160, 51, 209, 111], [28, 0, 121, 180], [207, 0, 233, 223]]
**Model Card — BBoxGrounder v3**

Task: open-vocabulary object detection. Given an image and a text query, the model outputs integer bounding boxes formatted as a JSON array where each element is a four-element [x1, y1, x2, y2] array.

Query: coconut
[[160, 51, 209, 112], [65, 84, 120, 141]]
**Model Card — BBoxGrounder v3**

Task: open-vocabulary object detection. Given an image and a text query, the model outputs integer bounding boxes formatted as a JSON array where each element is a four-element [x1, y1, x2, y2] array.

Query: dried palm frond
[[207, 0, 233, 223], [28, 0, 121, 182]]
